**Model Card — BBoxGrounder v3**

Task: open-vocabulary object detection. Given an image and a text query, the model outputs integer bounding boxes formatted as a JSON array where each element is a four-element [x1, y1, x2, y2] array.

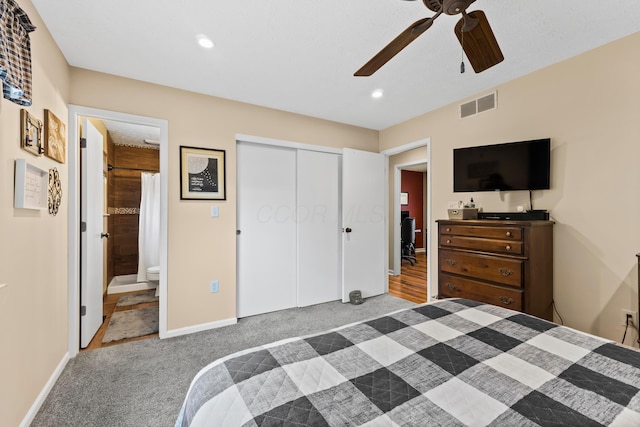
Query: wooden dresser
[[437, 219, 554, 320]]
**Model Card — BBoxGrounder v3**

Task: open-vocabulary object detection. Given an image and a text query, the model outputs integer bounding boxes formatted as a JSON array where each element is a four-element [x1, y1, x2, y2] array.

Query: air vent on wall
[[460, 91, 497, 119]]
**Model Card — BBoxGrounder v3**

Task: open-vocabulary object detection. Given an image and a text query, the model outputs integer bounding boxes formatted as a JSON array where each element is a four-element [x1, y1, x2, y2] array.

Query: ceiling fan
[[354, 0, 504, 76]]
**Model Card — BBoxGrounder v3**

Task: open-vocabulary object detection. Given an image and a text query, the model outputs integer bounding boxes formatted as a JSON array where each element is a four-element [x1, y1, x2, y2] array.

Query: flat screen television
[[453, 138, 550, 192]]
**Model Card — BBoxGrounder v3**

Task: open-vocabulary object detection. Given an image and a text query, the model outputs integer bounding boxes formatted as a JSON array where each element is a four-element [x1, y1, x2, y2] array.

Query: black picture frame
[[179, 145, 226, 200]]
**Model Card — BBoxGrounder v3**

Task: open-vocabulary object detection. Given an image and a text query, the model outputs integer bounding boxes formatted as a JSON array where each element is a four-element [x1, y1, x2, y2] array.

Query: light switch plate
[[211, 206, 219, 218], [210, 280, 219, 293]]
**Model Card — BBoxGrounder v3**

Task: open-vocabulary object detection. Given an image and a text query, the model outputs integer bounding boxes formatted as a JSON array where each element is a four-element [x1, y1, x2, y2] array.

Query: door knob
[[101, 233, 110, 239], [236, 230, 241, 235], [344, 227, 352, 233]]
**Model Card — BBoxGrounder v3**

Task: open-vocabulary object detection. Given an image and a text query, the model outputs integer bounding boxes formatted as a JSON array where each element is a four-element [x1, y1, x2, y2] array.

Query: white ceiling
[[101, 120, 160, 147], [32, 0, 640, 131]]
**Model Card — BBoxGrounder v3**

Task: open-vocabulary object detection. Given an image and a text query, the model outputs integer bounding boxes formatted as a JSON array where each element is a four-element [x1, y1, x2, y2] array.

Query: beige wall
[[0, 1, 70, 425], [381, 32, 640, 344], [68, 69, 379, 330]]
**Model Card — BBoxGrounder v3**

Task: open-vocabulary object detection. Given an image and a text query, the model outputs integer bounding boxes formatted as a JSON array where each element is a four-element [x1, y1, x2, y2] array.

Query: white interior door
[[297, 150, 341, 307], [80, 119, 105, 348], [342, 148, 386, 302], [237, 143, 297, 317]]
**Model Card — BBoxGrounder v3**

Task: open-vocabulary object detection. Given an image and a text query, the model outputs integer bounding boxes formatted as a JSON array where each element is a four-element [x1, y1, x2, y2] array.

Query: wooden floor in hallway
[[82, 290, 159, 351], [388, 251, 427, 304]]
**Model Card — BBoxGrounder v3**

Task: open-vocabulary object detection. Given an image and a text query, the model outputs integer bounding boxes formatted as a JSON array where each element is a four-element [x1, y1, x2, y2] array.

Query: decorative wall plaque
[[48, 167, 62, 215], [20, 109, 43, 156]]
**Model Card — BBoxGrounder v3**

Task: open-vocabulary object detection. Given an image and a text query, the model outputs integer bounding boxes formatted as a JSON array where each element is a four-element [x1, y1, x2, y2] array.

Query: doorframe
[[67, 105, 169, 357], [381, 138, 431, 299], [237, 134, 431, 301], [235, 134, 388, 303]]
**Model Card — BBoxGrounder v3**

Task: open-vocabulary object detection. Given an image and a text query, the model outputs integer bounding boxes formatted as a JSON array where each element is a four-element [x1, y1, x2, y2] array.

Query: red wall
[[401, 170, 424, 248]]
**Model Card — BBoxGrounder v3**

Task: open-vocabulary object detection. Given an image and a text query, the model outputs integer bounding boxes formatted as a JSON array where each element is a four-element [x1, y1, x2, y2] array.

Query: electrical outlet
[[210, 280, 219, 293], [621, 309, 638, 327]]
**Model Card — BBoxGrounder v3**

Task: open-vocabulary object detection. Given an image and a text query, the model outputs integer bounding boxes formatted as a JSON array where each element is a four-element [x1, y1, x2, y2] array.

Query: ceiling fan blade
[[355, 17, 433, 77], [454, 10, 504, 73]]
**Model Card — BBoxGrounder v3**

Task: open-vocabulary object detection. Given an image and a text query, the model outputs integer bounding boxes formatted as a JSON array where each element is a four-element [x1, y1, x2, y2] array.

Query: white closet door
[[297, 150, 341, 307], [342, 148, 386, 302], [237, 143, 297, 317]]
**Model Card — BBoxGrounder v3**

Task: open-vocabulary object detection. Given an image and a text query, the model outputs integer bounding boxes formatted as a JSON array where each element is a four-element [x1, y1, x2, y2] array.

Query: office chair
[[401, 217, 417, 265]]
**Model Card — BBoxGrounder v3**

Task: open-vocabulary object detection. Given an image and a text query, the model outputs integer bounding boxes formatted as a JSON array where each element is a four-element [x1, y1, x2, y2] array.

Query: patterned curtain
[[0, 0, 36, 106]]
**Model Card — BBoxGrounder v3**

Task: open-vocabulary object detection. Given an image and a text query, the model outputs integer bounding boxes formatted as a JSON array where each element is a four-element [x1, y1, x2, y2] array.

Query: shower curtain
[[137, 172, 161, 282]]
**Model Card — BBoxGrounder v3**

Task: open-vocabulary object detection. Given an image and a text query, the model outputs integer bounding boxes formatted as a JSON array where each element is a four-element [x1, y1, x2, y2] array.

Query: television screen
[[454, 139, 550, 192]]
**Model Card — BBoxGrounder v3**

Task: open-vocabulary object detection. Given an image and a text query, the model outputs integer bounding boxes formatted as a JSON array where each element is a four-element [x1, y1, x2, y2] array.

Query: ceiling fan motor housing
[[424, 0, 474, 15], [444, 0, 473, 15]]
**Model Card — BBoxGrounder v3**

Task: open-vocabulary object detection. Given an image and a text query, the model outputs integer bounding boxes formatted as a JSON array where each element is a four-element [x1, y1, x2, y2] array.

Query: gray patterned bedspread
[[176, 298, 640, 426]]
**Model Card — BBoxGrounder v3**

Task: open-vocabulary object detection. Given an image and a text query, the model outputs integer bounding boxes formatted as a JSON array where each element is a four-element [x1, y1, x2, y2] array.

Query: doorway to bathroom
[[67, 106, 168, 355], [86, 118, 161, 350]]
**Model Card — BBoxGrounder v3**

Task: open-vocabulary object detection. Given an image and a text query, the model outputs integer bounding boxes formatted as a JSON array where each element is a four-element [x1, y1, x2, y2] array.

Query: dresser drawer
[[440, 235, 524, 255], [439, 250, 523, 288], [440, 224, 523, 241], [439, 273, 523, 311]]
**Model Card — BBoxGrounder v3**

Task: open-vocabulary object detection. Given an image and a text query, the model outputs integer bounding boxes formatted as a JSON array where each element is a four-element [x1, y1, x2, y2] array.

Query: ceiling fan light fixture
[[196, 34, 215, 49]]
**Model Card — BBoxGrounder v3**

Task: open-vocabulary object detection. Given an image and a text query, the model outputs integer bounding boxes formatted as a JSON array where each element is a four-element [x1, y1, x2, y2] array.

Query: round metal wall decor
[[48, 167, 62, 215]]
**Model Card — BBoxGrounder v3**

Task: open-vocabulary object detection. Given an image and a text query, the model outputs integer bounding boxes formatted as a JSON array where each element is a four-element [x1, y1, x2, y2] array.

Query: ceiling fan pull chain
[[460, 30, 465, 73]]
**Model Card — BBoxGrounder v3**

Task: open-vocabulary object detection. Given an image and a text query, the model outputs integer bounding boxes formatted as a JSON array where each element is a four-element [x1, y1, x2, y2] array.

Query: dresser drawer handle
[[445, 259, 457, 266], [499, 296, 514, 305], [505, 231, 512, 237], [446, 283, 459, 291], [505, 245, 512, 251], [498, 267, 513, 276], [446, 227, 451, 232], [446, 239, 452, 244]]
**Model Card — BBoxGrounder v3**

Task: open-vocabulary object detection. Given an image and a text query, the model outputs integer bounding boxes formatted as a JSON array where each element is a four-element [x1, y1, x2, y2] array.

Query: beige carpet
[[102, 306, 159, 343]]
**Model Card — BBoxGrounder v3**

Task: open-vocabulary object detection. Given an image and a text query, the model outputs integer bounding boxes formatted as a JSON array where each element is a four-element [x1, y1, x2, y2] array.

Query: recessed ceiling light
[[371, 89, 384, 99], [196, 34, 215, 49]]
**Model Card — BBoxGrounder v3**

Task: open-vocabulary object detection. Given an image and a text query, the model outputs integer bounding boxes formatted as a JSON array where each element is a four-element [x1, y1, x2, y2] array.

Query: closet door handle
[[344, 227, 352, 233], [101, 233, 110, 239]]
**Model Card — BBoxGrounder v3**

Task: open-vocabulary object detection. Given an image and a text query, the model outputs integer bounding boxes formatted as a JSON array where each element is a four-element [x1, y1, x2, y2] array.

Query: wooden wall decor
[[20, 109, 43, 156], [44, 109, 67, 163]]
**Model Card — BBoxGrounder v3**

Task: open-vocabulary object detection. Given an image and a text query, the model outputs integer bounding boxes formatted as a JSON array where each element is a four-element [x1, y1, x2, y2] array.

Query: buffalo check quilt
[[176, 298, 640, 426]]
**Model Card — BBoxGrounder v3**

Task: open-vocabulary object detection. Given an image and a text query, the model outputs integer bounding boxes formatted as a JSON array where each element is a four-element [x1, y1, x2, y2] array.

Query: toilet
[[147, 265, 160, 296], [147, 265, 160, 282]]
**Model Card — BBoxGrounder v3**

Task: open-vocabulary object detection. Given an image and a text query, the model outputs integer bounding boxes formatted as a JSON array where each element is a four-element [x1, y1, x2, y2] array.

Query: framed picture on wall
[[20, 109, 44, 156], [44, 109, 67, 163], [179, 145, 226, 200], [400, 192, 409, 206]]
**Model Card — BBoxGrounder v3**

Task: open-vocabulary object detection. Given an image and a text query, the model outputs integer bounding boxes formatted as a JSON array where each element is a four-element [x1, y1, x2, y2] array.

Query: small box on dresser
[[437, 219, 554, 320]]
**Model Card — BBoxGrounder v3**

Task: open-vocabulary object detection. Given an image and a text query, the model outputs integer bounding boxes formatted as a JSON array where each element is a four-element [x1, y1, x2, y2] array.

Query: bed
[[176, 298, 640, 426]]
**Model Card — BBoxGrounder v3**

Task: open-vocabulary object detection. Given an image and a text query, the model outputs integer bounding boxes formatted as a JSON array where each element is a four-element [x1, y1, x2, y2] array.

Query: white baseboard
[[164, 317, 238, 339], [20, 352, 69, 427]]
